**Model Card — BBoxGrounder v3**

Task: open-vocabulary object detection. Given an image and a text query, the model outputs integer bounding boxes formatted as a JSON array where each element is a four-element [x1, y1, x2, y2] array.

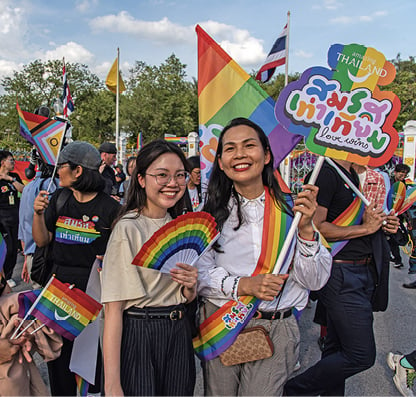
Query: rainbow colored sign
[[275, 43, 400, 166]]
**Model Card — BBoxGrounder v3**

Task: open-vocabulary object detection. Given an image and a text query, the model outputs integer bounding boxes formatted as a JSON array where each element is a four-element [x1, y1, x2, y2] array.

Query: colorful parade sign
[[275, 43, 401, 166]]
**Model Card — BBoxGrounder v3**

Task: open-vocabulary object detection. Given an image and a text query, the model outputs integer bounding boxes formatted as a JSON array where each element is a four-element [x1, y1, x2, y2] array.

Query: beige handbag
[[219, 325, 274, 366]]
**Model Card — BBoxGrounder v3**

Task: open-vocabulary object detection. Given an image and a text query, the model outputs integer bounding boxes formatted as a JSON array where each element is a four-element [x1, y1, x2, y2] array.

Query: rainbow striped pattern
[[0, 232, 6, 273], [387, 181, 406, 214], [397, 185, 416, 215], [132, 212, 219, 271], [196, 25, 301, 184], [55, 216, 101, 245], [164, 136, 188, 146], [193, 188, 294, 361], [326, 196, 365, 256], [275, 43, 400, 167], [16, 102, 66, 165], [75, 374, 89, 397], [29, 276, 102, 341]]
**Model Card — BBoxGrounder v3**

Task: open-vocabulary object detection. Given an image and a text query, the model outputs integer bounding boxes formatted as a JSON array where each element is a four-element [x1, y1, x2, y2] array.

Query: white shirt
[[196, 192, 332, 311]]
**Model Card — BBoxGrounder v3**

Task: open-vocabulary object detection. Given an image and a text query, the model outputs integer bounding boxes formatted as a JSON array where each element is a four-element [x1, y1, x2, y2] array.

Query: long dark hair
[[67, 162, 105, 193], [203, 117, 292, 232], [115, 140, 190, 224]]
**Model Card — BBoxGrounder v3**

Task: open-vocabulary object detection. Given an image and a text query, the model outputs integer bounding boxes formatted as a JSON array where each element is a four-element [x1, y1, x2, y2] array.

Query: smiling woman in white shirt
[[196, 117, 332, 396]]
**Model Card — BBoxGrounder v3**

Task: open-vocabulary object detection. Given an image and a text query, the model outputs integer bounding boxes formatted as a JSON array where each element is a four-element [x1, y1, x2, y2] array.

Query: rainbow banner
[[196, 25, 302, 185], [164, 136, 188, 145], [0, 232, 6, 273], [26, 276, 102, 341], [275, 43, 401, 167], [16, 102, 67, 165], [193, 189, 294, 361], [132, 212, 219, 273], [325, 196, 365, 256]]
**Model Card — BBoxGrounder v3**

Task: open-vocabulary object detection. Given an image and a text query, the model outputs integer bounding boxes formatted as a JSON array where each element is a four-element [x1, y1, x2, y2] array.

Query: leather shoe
[[402, 281, 416, 289]]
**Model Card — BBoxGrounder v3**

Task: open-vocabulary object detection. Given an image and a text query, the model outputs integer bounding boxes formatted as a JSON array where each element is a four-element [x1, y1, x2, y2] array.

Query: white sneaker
[[6, 279, 16, 288], [387, 352, 415, 397]]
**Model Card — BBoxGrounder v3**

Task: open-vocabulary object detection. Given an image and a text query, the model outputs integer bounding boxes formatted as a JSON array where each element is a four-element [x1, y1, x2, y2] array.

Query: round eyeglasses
[[146, 171, 190, 186]]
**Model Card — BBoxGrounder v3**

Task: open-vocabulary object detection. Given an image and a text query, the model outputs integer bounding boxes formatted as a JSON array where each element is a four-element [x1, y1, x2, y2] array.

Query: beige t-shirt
[[101, 211, 187, 310]]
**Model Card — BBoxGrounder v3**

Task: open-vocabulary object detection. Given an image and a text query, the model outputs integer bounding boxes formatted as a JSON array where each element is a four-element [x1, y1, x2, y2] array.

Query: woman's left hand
[[293, 184, 319, 240], [170, 263, 198, 301]]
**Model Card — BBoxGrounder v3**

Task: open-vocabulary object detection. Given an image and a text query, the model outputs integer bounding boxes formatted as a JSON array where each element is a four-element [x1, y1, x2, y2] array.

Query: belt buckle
[[253, 310, 262, 319], [169, 310, 183, 320]]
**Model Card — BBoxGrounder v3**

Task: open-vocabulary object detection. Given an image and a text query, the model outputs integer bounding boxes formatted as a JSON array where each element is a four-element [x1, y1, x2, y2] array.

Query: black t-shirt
[[314, 162, 372, 260], [0, 172, 22, 210], [44, 188, 120, 290], [102, 165, 117, 195]]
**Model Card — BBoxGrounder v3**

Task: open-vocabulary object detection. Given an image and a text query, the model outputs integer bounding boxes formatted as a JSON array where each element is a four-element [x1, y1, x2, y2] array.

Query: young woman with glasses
[[101, 139, 198, 396]]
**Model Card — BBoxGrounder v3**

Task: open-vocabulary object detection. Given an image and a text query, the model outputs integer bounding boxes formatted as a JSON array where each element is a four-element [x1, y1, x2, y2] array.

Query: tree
[[122, 55, 197, 145], [384, 55, 416, 131], [0, 59, 102, 150]]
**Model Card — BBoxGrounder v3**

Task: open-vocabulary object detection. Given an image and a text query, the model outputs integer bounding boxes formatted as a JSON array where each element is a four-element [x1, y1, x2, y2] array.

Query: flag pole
[[116, 48, 120, 164], [284, 11, 290, 87], [281, 10, 291, 185]]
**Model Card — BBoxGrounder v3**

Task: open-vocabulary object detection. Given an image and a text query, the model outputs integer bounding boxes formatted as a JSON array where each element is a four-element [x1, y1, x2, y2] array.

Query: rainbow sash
[[324, 196, 365, 256], [193, 188, 294, 361]]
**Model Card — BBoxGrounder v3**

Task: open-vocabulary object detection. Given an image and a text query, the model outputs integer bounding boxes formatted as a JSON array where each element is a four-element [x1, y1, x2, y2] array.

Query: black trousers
[[120, 308, 196, 396], [0, 208, 19, 280], [47, 337, 102, 396], [284, 262, 376, 396]]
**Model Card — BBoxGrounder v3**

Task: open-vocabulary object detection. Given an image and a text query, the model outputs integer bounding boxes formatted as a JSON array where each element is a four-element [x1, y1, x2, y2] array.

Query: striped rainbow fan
[[132, 211, 220, 273]]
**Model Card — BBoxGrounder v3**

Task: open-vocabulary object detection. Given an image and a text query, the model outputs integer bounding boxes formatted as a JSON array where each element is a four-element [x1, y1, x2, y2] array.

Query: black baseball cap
[[99, 142, 117, 154]]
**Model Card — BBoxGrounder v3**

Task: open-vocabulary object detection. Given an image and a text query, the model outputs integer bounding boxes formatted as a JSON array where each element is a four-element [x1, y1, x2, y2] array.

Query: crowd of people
[[0, 118, 415, 396]]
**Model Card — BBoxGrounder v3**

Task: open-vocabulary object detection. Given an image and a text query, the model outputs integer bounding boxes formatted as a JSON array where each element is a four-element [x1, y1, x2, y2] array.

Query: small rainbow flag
[[325, 196, 365, 256], [18, 289, 41, 320], [75, 374, 89, 397], [398, 185, 416, 215], [387, 181, 406, 214], [132, 212, 219, 272], [193, 189, 294, 360], [0, 232, 6, 273], [16, 102, 67, 165], [196, 25, 302, 184], [164, 136, 188, 145], [26, 276, 102, 341]]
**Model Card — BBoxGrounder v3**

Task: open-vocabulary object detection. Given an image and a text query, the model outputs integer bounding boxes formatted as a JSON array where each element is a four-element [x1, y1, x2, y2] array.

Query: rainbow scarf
[[324, 196, 365, 256], [75, 374, 89, 397], [193, 188, 294, 361]]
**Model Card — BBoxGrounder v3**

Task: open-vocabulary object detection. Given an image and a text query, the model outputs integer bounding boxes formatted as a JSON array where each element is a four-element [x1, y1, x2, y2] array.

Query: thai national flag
[[256, 24, 287, 83], [62, 63, 74, 117]]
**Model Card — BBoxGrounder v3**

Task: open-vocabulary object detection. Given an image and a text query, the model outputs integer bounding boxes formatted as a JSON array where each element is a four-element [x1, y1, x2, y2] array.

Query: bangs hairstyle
[[115, 140, 190, 224], [67, 162, 105, 193], [0, 150, 13, 163], [203, 117, 292, 233]]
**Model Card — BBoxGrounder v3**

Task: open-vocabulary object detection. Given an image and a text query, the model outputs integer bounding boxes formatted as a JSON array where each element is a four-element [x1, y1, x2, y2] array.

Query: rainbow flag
[[29, 276, 102, 341], [75, 374, 89, 397], [196, 25, 301, 184], [0, 232, 6, 273], [18, 289, 41, 320], [193, 188, 294, 360], [164, 136, 188, 145], [325, 196, 365, 256], [16, 102, 67, 165], [398, 185, 416, 215], [387, 181, 406, 214]]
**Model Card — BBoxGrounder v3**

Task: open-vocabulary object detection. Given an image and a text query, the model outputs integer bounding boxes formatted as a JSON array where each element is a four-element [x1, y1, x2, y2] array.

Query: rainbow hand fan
[[132, 211, 220, 274], [398, 185, 416, 215], [387, 181, 406, 214]]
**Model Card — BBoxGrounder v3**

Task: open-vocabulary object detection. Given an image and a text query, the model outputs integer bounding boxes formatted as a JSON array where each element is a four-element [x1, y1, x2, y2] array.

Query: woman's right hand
[[33, 190, 50, 215], [238, 274, 289, 301]]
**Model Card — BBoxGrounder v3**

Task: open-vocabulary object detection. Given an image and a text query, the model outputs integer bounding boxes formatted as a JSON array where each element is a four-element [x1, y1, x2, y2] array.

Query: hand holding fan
[[132, 212, 220, 274]]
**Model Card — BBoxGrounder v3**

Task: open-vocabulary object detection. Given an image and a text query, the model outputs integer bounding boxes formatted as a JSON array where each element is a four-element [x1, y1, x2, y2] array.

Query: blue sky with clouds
[[0, 0, 414, 83]]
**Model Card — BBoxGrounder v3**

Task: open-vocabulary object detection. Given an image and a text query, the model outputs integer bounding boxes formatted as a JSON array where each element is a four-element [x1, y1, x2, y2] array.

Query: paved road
[[10, 249, 416, 396]]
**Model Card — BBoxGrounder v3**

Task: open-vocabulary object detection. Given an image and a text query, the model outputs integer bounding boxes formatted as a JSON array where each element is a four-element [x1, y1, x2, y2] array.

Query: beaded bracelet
[[231, 276, 241, 301], [220, 276, 228, 296]]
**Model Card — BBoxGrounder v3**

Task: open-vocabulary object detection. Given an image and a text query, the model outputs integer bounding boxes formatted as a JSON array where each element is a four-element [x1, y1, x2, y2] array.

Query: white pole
[[273, 155, 325, 275], [116, 48, 120, 164]]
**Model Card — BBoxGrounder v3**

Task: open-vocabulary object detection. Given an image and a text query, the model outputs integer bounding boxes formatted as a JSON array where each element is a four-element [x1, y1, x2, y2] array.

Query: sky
[[0, 0, 414, 85]]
